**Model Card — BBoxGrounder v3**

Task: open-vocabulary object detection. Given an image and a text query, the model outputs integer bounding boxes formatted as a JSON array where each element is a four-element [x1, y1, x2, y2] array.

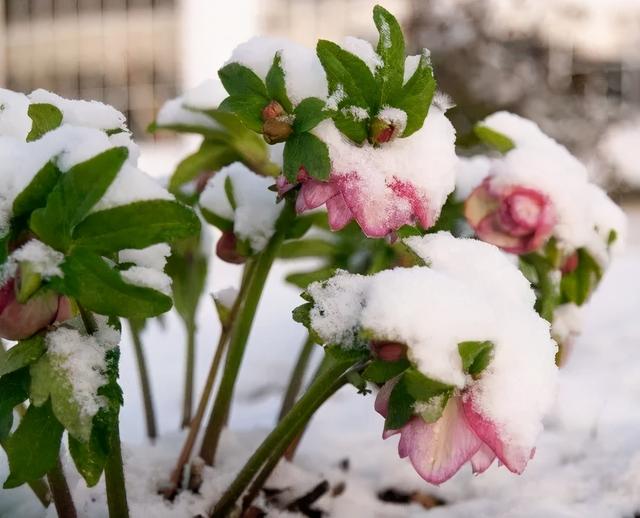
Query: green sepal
[[458, 340, 494, 377]]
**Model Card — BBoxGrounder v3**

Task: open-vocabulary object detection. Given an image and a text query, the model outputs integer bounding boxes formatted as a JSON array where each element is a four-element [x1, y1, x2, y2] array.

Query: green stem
[[199, 231, 285, 465], [181, 321, 197, 428], [46, 458, 77, 518], [209, 354, 362, 517], [277, 334, 316, 421], [104, 420, 129, 518], [128, 321, 157, 441], [163, 262, 256, 499]]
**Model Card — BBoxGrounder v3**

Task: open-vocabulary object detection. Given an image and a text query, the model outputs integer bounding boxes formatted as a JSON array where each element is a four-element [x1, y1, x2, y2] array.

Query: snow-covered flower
[[303, 233, 558, 484]]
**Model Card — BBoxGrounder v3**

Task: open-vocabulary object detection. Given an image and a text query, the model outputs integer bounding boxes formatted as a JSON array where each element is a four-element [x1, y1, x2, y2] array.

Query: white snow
[[228, 36, 328, 105], [199, 163, 282, 253], [121, 266, 172, 297], [119, 244, 172, 271], [599, 117, 640, 187], [377, 106, 407, 135], [454, 156, 491, 201], [156, 94, 220, 130], [9, 240, 64, 279], [342, 37, 382, 73], [29, 89, 126, 131], [0, 89, 31, 140], [213, 287, 238, 311]]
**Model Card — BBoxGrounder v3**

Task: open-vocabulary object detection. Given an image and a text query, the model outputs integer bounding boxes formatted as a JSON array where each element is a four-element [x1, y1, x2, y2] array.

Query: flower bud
[[371, 341, 407, 362], [262, 118, 293, 145], [369, 118, 397, 145], [215, 231, 246, 265], [560, 252, 579, 274], [262, 100, 285, 121], [0, 278, 59, 340]]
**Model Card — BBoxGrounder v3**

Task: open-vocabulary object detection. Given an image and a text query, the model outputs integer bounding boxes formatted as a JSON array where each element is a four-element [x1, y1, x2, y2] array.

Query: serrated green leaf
[[279, 239, 335, 259], [169, 140, 239, 193], [334, 111, 369, 144], [0, 336, 46, 376], [72, 200, 200, 254], [200, 207, 234, 233], [362, 359, 410, 383], [27, 103, 63, 141], [391, 53, 436, 137], [30, 147, 128, 251], [283, 132, 330, 182], [458, 341, 494, 377], [286, 267, 336, 289], [293, 97, 330, 133], [53, 249, 172, 319], [373, 5, 405, 103], [0, 369, 30, 440], [265, 52, 293, 113], [12, 161, 62, 219], [218, 62, 269, 99], [474, 125, 515, 154], [3, 400, 63, 488], [219, 95, 266, 133]]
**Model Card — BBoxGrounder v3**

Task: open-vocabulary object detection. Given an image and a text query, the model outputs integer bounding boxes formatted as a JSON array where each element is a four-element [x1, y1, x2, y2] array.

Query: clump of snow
[[121, 266, 172, 296], [29, 89, 126, 131], [326, 85, 346, 111], [342, 37, 382, 73], [403, 50, 431, 83], [455, 155, 491, 201], [9, 240, 64, 278], [228, 36, 328, 105], [109, 131, 141, 165], [307, 232, 558, 455], [0, 89, 31, 140], [119, 244, 172, 295], [45, 326, 111, 420], [551, 303, 583, 346], [466, 112, 627, 264], [213, 286, 238, 310], [119, 244, 172, 271], [156, 80, 222, 130], [377, 106, 407, 134], [199, 163, 283, 253], [313, 106, 457, 231]]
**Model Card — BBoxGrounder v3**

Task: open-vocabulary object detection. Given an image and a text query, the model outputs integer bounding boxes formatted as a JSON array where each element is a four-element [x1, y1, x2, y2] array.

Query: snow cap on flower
[[199, 163, 282, 259], [305, 232, 558, 483], [461, 112, 626, 262]]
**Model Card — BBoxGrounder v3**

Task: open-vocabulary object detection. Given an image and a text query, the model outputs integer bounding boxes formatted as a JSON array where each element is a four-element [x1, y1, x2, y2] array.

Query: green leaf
[[0, 336, 46, 377], [279, 239, 335, 259], [265, 52, 293, 113], [283, 132, 330, 182], [286, 267, 335, 289], [391, 53, 436, 137], [168, 140, 239, 193], [72, 200, 201, 254], [474, 125, 515, 154], [284, 215, 314, 240], [54, 249, 172, 319], [224, 176, 237, 210], [385, 378, 414, 430], [293, 97, 330, 133], [12, 161, 62, 219], [219, 95, 267, 133], [362, 359, 410, 383], [218, 62, 269, 99], [27, 103, 63, 141], [292, 302, 314, 327], [0, 369, 30, 441], [148, 120, 231, 141], [402, 368, 454, 402], [30, 350, 99, 442], [3, 400, 63, 488], [373, 5, 405, 103], [458, 341, 494, 377], [30, 147, 129, 251], [200, 207, 234, 233], [560, 248, 602, 306], [334, 111, 369, 144]]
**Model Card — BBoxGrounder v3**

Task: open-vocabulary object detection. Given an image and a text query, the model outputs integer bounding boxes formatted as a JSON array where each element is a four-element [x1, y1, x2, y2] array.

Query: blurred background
[[1, 0, 639, 189]]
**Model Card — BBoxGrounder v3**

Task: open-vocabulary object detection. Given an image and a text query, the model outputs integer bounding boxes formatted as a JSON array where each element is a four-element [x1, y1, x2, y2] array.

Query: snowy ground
[[2, 207, 640, 518]]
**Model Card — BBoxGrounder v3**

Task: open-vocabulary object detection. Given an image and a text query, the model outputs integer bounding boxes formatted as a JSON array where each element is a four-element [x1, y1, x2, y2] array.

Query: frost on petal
[[470, 443, 496, 475], [462, 394, 531, 474], [398, 398, 482, 485]]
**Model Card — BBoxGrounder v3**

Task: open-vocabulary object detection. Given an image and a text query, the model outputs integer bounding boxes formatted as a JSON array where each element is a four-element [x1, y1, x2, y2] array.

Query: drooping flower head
[[301, 232, 558, 484]]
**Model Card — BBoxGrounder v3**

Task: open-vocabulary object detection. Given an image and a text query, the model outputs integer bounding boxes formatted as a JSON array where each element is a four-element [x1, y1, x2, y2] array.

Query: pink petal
[[295, 190, 310, 213], [388, 177, 431, 229], [462, 394, 531, 475], [374, 379, 397, 418], [276, 175, 295, 196], [325, 193, 353, 231], [398, 397, 483, 485], [301, 180, 339, 210], [464, 182, 500, 227], [0, 284, 59, 341], [371, 341, 407, 362], [476, 214, 527, 253], [470, 443, 496, 475]]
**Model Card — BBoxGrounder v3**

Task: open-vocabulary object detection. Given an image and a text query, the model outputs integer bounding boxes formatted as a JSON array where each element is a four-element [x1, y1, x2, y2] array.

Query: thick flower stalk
[[302, 232, 558, 484]]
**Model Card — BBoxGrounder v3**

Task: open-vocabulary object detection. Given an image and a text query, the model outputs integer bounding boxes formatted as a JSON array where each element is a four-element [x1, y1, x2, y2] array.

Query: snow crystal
[[119, 244, 172, 271], [213, 286, 238, 310], [473, 112, 627, 262], [342, 37, 382, 73], [9, 240, 64, 278], [313, 106, 457, 230], [199, 163, 282, 253], [307, 232, 558, 457], [121, 266, 172, 296], [326, 85, 346, 111], [342, 105, 369, 121], [45, 326, 110, 420], [228, 36, 328, 104], [377, 106, 407, 134], [29, 89, 126, 131], [0, 89, 31, 140]]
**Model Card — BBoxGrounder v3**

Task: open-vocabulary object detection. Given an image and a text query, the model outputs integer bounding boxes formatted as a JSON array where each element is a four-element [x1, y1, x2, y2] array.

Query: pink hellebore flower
[[465, 178, 556, 254], [375, 378, 533, 484], [279, 168, 432, 238], [0, 277, 70, 341]]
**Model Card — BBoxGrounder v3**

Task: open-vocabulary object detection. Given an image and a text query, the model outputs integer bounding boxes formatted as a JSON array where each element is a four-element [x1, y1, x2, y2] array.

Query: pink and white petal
[[470, 443, 496, 475], [476, 214, 528, 254], [301, 180, 339, 210], [388, 177, 431, 230], [462, 395, 532, 475], [464, 183, 500, 227], [295, 190, 311, 214], [400, 398, 483, 485], [336, 174, 393, 237], [325, 193, 354, 231], [374, 379, 399, 418]]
